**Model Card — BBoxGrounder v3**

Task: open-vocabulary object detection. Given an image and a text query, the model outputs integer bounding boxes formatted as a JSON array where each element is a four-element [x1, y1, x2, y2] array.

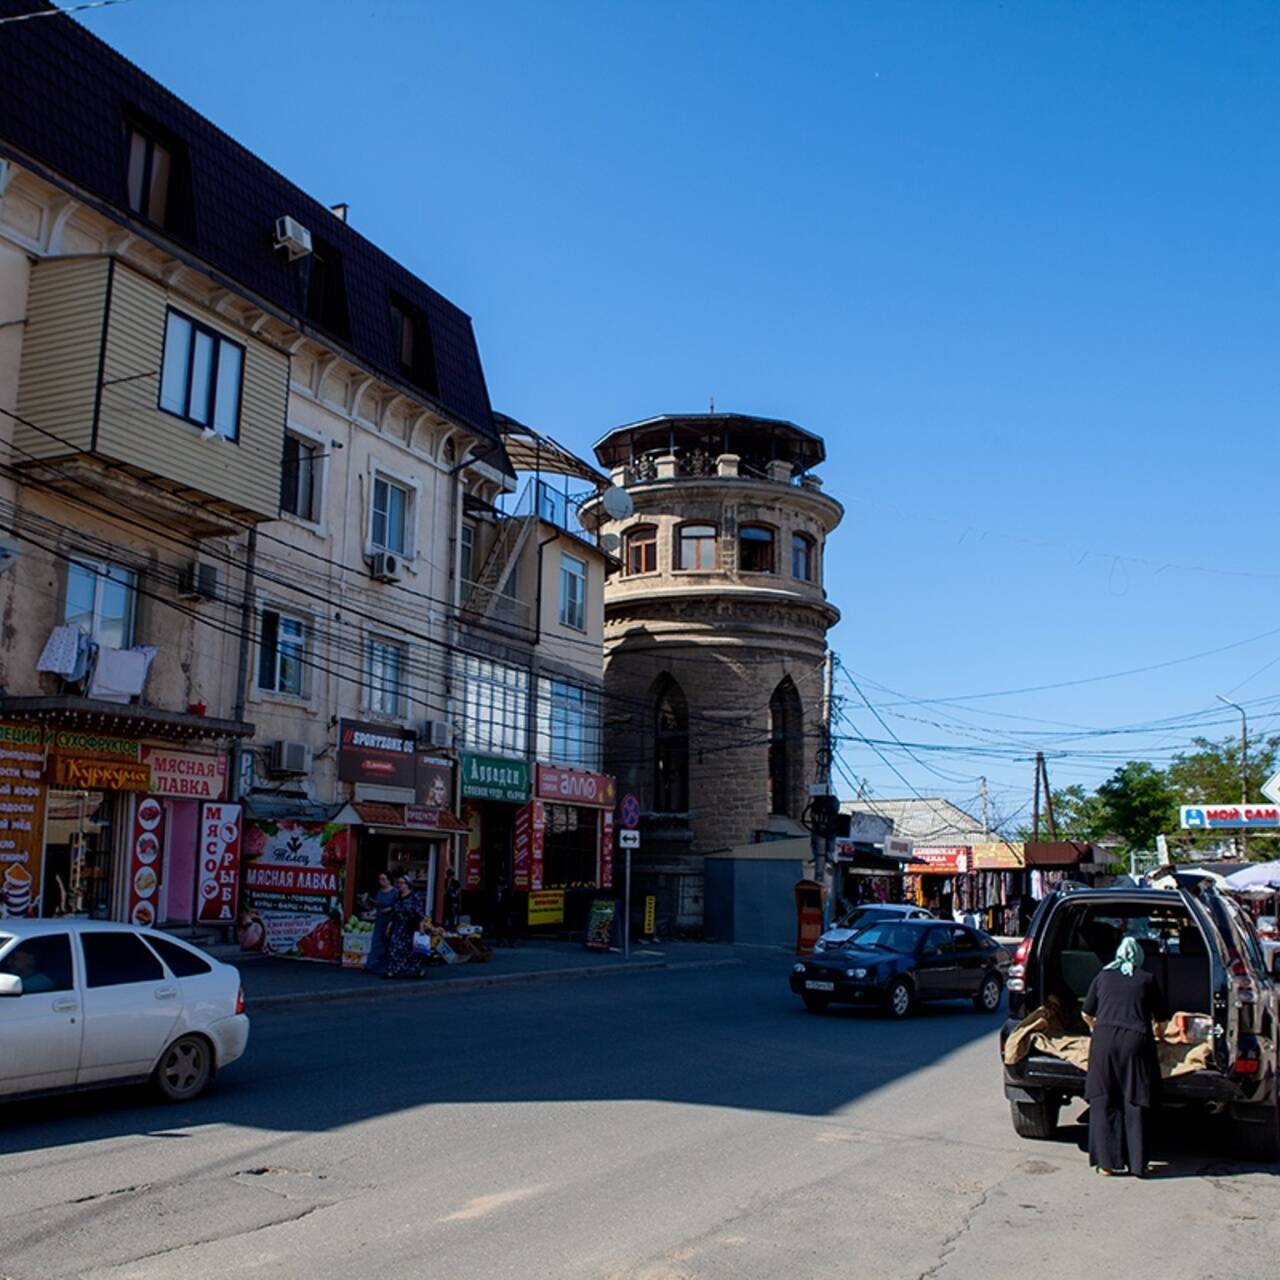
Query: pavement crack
[[68, 1184, 150, 1206], [916, 1184, 996, 1280]]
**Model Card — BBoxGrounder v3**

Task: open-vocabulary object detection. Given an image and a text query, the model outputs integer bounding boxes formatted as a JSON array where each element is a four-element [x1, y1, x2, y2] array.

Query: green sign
[[460, 753, 530, 803]]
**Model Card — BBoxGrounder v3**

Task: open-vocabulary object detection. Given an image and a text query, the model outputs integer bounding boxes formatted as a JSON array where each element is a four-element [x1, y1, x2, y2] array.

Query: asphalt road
[[1, 953, 1277, 1280]]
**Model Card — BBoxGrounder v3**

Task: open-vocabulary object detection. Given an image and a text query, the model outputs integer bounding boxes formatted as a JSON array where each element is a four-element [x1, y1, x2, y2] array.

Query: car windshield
[[837, 907, 896, 930], [846, 923, 918, 953]]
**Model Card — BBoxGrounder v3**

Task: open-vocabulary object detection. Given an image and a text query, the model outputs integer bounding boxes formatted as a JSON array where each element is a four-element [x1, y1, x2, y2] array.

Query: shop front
[[350, 800, 468, 923], [965, 842, 1028, 935], [457, 751, 532, 925], [904, 845, 969, 918], [831, 835, 910, 911]]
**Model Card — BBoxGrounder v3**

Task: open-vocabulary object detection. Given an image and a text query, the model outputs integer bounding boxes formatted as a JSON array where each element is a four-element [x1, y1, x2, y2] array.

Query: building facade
[[584, 414, 843, 932]]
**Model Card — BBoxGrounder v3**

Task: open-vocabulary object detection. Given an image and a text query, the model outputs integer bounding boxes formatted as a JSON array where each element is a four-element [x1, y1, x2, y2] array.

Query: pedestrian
[[384, 874, 426, 979], [1082, 936, 1167, 1177], [363, 871, 397, 975], [442, 869, 462, 929]]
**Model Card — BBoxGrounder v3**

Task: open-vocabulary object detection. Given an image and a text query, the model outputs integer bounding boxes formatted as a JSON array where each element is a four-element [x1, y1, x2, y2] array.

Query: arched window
[[676, 523, 717, 571], [625, 524, 657, 576], [739, 525, 775, 573], [791, 532, 815, 582], [769, 677, 804, 817], [654, 676, 689, 813]]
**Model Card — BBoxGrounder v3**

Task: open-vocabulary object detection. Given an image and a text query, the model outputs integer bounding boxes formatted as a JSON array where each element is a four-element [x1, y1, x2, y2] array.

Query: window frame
[[256, 605, 310, 699], [536, 676, 601, 771], [81, 930, 165, 988], [459, 654, 529, 757], [559, 552, 587, 631], [675, 522, 718, 572], [158, 306, 244, 441], [370, 473, 413, 557], [125, 124, 172, 227], [0, 932, 75, 994], [459, 522, 476, 584], [366, 634, 408, 719], [738, 524, 776, 574], [791, 531, 816, 582], [280, 427, 325, 525], [625, 525, 658, 576], [65, 556, 138, 649]]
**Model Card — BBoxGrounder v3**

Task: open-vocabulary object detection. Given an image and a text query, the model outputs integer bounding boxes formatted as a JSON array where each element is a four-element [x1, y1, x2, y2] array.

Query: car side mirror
[[0, 973, 23, 997]]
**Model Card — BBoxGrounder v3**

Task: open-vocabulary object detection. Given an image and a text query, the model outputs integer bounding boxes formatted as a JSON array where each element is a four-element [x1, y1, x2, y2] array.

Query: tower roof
[[593, 413, 826, 474]]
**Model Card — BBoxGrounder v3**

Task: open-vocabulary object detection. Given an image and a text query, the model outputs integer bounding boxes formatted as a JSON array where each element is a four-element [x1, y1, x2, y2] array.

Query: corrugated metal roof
[[843, 797, 991, 847]]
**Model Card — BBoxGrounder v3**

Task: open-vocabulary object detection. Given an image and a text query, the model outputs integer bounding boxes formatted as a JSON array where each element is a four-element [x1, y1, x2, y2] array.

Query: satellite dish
[[600, 532, 621, 553], [601, 485, 634, 520]]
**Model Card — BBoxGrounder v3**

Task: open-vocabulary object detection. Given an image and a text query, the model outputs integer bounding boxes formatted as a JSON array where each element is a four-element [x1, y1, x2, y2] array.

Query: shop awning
[[0, 695, 254, 741], [971, 841, 1026, 870], [352, 801, 469, 834], [1024, 841, 1090, 867]]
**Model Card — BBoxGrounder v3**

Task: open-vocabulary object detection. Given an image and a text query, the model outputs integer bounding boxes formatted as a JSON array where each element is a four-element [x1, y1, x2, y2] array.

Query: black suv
[[1001, 876, 1280, 1157]]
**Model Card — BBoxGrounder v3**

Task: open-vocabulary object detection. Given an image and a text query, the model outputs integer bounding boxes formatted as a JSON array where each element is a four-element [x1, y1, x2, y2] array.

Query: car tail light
[[1007, 936, 1032, 993], [235, 984, 245, 1016], [1233, 1055, 1260, 1076]]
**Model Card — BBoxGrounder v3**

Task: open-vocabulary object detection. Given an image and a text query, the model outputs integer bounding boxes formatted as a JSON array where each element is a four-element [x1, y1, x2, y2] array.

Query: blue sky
[[80, 0, 1280, 824]]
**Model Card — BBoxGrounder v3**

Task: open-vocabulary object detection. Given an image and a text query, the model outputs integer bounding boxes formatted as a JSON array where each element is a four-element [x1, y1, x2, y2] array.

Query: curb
[[247, 955, 742, 1011]]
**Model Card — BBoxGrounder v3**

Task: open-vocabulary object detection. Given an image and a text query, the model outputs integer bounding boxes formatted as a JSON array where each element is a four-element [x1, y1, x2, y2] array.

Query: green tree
[[1166, 734, 1280, 806], [1016, 783, 1110, 843], [1097, 761, 1177, 852]]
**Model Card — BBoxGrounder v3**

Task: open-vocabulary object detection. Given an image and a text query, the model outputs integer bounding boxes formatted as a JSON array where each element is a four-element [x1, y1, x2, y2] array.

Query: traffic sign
[[618, 829, 641, 849], [1263, 772, 1280, 806], [620, 792, 641, 830]]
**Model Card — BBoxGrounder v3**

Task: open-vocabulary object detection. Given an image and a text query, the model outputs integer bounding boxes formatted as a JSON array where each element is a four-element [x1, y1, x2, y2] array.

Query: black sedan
[[789, 919, 1009, 1018]]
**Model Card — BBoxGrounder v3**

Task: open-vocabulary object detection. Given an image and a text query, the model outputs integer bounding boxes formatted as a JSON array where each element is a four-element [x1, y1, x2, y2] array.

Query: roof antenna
[[709, 394, 715, 414]]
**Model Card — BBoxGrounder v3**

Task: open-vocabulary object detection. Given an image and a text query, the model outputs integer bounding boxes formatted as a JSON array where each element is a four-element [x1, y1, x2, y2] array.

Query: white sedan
[[814, 903, 935, 952], [0, 919, 248, 1103]]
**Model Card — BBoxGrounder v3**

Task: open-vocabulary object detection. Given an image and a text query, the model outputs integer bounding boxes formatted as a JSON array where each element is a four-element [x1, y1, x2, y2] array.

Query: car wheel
[[1235, 1101, 1280, 1162], [154, 1034, 213, 1103], [1010, 1096, 1060, 1140], [974, 972, 1003, 1013], [885, 978, 913, 1020], [802, 993, 830, 1013]]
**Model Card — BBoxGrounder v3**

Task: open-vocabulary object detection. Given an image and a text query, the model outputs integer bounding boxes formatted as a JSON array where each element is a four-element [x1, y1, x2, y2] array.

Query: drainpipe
[[230, 528, 257, 802]]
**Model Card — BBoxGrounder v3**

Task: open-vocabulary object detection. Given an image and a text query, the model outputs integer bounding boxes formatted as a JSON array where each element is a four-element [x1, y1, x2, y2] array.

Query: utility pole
[[1032, 756, 1041, 842], [980, 777, 990, 838], [1216, 695, 1249, 859], [1040, 754, 1058, 841], [811, 649, 836, 927]]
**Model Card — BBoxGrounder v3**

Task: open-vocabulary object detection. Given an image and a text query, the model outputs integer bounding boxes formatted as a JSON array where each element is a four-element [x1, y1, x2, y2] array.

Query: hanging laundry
[[37, 625, 80, 676]]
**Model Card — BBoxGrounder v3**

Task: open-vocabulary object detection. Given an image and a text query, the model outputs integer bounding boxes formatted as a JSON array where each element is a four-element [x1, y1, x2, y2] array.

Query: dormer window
[[126, 126, 171, 224], [306, 236, 351, 339], [389, 294, 439, 397]]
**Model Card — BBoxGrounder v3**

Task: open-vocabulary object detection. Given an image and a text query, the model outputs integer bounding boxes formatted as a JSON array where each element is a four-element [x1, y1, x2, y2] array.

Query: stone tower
[[582, 414, 843, 932]]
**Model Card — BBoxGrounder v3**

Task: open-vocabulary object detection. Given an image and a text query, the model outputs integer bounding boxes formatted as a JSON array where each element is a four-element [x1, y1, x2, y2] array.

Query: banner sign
[[127, 796, 165, 928], [1180, 805, 1280, 830], [142, 747, 228, 801], [196, 802, 241, 923], [0, 722, 47, 919], [530, 801, 546, 891], [600, 809, 614, 889], [240, 820, 351, 961], [49, 755, 151, 792], [46, 729, 138, 762], [513, 804, 531, 890], [908, 846, 969, 873], [460, 753, 530, 803], [535, 764, 617, 810], [585, 898, 617, 951], [337, 719, 416, 789], [971, 841, 1025, 870], [462, 802, 483, 889], [415, 754, 453, 807], [528, 889, 565, 926]]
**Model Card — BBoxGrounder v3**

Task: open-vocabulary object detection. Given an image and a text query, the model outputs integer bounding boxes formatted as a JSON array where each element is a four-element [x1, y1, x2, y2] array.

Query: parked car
[[1000, 877, 1280, 1158], [0, 920, 248, 1103], [791, 919, 1009, 1018], [813, 903, 935, 953]]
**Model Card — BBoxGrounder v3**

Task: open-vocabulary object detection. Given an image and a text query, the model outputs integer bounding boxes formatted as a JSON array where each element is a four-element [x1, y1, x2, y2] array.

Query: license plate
[[805, 980, 835, 991]]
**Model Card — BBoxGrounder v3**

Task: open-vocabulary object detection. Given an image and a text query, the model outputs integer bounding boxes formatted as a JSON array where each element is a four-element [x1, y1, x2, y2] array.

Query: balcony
[[14, 256, 288, 536]]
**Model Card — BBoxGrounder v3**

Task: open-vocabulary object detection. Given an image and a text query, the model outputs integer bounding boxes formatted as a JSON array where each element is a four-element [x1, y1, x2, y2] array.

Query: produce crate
[[342, 930, 372, 969]]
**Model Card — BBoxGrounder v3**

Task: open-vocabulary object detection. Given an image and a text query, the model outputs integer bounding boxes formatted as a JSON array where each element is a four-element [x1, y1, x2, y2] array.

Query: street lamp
[[1216, 694, 1249, 858]]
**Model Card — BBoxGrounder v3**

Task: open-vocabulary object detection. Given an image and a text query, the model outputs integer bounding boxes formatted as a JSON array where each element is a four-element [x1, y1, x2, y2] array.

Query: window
[[768, 677, 803, 817], [922, 927, 955, 955], [792, 532, 815, 582], [676, 524, 717, 571], [460, 655, 529, 756], [460, 523, 476, 583], [389, 294, 439, 396], [625, 525, 657, 576], [367, 637, 407, 717], [536, 677, 601, 770], [305, 237, 351, 339], [159, 309, 243, 439], [654, 676, 689, 813], [0, 934, 74, 993], [66, 559, 137, 649], [126, 126, 172, 225], [258, 608, 307, 696], [951, 927, 982, 953], [739, 525, 775, 574], [82, 931, 164, 988], [281, 431, 322, 522], [371, 476, 410, 555], [559, 553, 586, 630], [144, 935, 212, 977]]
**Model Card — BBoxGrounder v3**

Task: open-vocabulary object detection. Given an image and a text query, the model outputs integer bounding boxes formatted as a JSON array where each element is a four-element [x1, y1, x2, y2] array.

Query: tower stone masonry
[[582, 414, 843, 933]]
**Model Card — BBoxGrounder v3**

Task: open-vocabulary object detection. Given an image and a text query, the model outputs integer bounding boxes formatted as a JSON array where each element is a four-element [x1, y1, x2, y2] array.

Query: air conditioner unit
[[273, 215, 313, 261], [267, 739, 312, 777], [421, 719, 452, 749], [369, 551, 402, 583], [177, 561, 218, 602]]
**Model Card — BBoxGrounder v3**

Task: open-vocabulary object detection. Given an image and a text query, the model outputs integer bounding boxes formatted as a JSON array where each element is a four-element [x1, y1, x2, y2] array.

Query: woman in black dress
[[1082, 935, 1167, 1176], [384, 875, 426, 979]]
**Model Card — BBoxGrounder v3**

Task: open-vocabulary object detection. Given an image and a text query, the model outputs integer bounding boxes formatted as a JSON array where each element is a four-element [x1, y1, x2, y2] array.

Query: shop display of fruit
[[344, 915, 375, 934]]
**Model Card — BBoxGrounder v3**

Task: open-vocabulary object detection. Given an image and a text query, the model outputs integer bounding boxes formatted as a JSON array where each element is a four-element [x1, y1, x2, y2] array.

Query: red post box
[[794, 878, 826, 955]]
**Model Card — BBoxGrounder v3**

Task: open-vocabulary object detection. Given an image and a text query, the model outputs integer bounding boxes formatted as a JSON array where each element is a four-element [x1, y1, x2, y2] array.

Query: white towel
[[87, 646, 155, 703], [37, 625, 81, 676]]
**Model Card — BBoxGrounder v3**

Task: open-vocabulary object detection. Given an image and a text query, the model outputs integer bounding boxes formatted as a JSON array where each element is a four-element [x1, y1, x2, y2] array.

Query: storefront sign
[[127, 796, 165, 928], [460, 753, 529, 803], [907, 846, 969, 874], [1180, 805, 1280, 830], [971, 841, 1025, 870], [585, 898, 616, 950], [530, 801, 546, 891], [240, 820, 351, 961], [462, 802, 483, 889], [47, 729, 139, 761], [142, 747, 228, 800], [0, 722, 47, 919], [49, 755, 152, 791], [337, 719, 416, 789], [415, 754, 453, 807], [600, 809, 614, 889], [534, 764, 617, 809], [513, 804, 531, 889], [196, 802, 241, 923], [528, 889, 564, 926]]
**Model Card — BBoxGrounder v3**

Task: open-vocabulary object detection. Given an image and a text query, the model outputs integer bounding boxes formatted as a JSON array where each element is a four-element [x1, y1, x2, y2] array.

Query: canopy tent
[[1224, 862, 1280, 891]]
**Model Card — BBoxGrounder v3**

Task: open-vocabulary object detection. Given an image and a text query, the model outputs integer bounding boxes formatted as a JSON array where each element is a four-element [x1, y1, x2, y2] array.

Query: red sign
[[600, 810, 614, 889], [514, 804, 531, 889], [196, 802, 242, 923], [908, 846, 969, 873], [463, 802, 483, 889], [126, 795, 165, 928], [530, 801, 545, 891], [142, 747, 228, 800], [535, 765, 617, 810], [337, 719, 416, 789]]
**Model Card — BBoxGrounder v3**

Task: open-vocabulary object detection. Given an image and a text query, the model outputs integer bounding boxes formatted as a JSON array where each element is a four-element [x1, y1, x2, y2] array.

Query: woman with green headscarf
[[1082, 935, 1168, 1176]]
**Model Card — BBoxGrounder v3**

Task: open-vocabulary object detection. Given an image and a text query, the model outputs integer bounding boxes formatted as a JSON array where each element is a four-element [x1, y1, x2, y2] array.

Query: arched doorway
[[653, 676, 689, 813], [769, 677, 804, 817]]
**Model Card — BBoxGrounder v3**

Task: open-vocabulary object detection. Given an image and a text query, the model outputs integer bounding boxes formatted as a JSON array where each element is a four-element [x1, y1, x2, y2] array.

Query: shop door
[[161, 800, 200, 924], [43, 791, 112, 917]]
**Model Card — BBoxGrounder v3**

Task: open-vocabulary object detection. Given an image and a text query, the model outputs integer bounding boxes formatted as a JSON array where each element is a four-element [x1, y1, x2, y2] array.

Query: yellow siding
[[14, 257, 109, 459], [97, 265, 287, 518]]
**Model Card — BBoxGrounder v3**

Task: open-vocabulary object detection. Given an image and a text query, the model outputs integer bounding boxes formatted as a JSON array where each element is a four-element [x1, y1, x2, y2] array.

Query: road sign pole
[[624, 846, 631, 961]]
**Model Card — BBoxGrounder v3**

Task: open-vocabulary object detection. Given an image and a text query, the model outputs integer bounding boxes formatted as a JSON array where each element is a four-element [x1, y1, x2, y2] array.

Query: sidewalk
[[237, 939, 739, 1010]]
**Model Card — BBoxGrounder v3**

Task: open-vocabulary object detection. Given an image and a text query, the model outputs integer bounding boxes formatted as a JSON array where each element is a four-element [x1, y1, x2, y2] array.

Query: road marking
[[439, 1184, 545, 1222]]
